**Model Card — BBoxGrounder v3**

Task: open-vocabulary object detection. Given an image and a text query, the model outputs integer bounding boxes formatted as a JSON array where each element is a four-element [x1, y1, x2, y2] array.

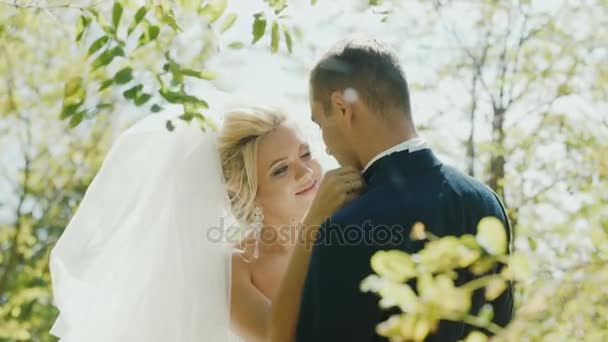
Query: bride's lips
[[295, 180, 317, 196]]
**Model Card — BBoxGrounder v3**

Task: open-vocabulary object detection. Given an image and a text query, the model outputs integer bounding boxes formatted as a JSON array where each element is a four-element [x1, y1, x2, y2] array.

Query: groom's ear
[[330, 91, 353, 125]]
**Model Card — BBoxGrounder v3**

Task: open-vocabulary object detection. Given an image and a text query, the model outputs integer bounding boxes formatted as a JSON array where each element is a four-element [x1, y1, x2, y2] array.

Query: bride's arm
[[268, 167, 365, 342], [268, 216, 322, 342], [230, 255, 271, 342]]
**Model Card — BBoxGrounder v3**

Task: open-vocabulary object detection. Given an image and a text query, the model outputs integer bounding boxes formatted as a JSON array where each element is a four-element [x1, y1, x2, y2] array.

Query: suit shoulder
[[440, 165, 498, 198]]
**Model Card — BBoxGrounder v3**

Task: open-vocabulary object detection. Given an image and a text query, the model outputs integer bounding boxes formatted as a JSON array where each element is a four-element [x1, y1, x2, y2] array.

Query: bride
[[49, 106, 365, 341]]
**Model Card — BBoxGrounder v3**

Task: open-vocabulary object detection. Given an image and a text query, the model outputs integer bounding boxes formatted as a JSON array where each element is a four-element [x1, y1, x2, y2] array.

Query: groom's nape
[[308, 37, 419, 171]]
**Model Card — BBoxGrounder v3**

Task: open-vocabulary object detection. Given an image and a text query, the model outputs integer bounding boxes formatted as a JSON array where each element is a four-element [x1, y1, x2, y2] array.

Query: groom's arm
[[296, 221, 385, 342]]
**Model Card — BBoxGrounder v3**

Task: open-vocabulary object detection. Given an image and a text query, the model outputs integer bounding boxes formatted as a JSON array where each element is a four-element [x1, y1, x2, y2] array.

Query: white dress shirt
[[363, 137, 428, 172]]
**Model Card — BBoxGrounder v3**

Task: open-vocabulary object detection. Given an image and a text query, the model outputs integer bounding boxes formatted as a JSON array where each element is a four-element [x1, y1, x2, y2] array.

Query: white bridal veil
[[50, 115, 237, 341]]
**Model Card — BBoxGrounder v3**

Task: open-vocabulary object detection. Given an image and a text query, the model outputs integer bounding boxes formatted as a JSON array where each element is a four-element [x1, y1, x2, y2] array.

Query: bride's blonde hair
[[217, 107, 287, 226]]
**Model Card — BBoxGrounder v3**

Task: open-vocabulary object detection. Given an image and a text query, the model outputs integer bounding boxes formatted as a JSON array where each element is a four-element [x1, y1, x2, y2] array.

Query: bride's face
[[255, 123, 322, 226]]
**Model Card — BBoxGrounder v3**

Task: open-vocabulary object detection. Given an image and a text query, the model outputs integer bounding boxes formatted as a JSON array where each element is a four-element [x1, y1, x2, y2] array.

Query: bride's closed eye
[[301, 151, 312, 160], [272, 165, 288, 177], [271, 152, 312, 177]]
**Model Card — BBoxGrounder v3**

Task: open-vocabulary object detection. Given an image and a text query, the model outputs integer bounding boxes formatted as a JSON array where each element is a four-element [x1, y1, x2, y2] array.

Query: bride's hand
[[304, 166, 365, 225], [270, 168, 365, 342]]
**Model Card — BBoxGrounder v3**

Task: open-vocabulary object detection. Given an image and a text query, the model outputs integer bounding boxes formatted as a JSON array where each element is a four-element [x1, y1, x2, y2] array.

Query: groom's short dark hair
[[310, 38, 411, 118]]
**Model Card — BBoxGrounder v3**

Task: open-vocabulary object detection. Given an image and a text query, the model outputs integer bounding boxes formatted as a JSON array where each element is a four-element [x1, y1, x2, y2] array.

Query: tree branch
[[434, 3, 498, 108], [466, 66, 479, 177], [497, 7, 513, 110]]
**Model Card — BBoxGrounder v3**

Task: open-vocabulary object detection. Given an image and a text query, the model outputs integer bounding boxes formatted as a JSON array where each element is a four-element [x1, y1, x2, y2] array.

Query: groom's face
[[310, 99, 357, 167]]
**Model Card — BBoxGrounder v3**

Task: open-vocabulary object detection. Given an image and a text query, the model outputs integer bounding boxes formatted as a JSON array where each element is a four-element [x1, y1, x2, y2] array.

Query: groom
[[296, 38, 513, 341]]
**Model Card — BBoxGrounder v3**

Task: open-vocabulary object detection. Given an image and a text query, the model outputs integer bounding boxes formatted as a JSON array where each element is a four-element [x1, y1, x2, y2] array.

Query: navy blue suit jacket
[[296, 148, 513, 341]]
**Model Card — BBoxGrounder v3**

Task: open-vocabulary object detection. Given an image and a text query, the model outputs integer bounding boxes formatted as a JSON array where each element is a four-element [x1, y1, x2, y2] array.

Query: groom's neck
[[356, 118, 418, 169]]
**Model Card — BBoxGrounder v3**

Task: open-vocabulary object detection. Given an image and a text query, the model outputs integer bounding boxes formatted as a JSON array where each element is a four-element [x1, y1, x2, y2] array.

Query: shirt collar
[[363, 137, 428, 173]]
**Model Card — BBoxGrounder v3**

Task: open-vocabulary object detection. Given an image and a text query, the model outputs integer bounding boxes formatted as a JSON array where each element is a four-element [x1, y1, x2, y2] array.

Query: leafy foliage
[[362, 219, 525, 341]]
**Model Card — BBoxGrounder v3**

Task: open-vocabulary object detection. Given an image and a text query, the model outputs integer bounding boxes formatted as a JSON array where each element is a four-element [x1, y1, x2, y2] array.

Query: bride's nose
[[294, 160, 313, 181]]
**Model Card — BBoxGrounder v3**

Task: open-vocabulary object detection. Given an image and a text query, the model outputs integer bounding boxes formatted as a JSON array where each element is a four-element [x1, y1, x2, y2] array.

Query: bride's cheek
[[312, 160, 322, 180]]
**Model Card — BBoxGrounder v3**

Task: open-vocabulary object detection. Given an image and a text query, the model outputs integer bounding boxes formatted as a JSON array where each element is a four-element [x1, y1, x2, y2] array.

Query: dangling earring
[[250, 206, 264, 259]]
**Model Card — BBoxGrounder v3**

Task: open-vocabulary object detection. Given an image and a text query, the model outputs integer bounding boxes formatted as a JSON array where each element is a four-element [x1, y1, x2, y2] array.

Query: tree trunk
[[489, 106, 506, 199]]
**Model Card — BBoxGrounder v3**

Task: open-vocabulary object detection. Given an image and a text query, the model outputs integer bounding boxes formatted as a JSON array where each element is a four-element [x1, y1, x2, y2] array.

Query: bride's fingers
[[345, 172, 365, 183], [341, 177, 365, 194]]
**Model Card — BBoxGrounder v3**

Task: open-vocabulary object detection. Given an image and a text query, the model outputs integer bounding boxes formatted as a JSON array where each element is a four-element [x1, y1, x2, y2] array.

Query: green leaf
[[369, 250, 417, 283], [61, 77, 86, 120], [76, 16, 91, 42], [113, 67, 133, 84], [191, 97, 209, 108], [64, 77, 84, 98], [150, 104, 162, 112], [166, 119, 175, 131], [464, 331, 488, 342], [89, 9, 111, 33], [252, 14, 267, 44], [557, 83, 572, 96], [134, 93, 151, 106], [96, 103, 113, 110], [228, 41, 245, 49], [160, 7, 182, 32], [164, 57, 184, 83], [485, 278, 507, 301], [476, 217, 507, 255], [184, 101, 209, 114], [107, 45, 126, 62], [283, 26, 292, 53], [60, 104, 79, 119], [87, 36, 109, 56], [527, 236, 537, 251], [179, 112, 193, 122], [159, 89, 183, 103], [135, 6, 148, 23], [181, 68, 217, 80], [122, 84, 143, 99], [99, 79, 114, 91], [128, 6, 148, 36], [200, 0, 227, 23], [478, 304, 494, 324], [138, 25, 160, 47], [311, 0, 318, 4], [179, 112, 204, 122], [91, 46, 124, 70], [506, 253, 532, 281], [69, 111, 85, 128], [112, 2, 123, 30], [271, 0, 287, 14], [159, 89, 209, 107], [271, 22, 280, 53], [220, 13, 238, 33], [148, 25, 160, 40]]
